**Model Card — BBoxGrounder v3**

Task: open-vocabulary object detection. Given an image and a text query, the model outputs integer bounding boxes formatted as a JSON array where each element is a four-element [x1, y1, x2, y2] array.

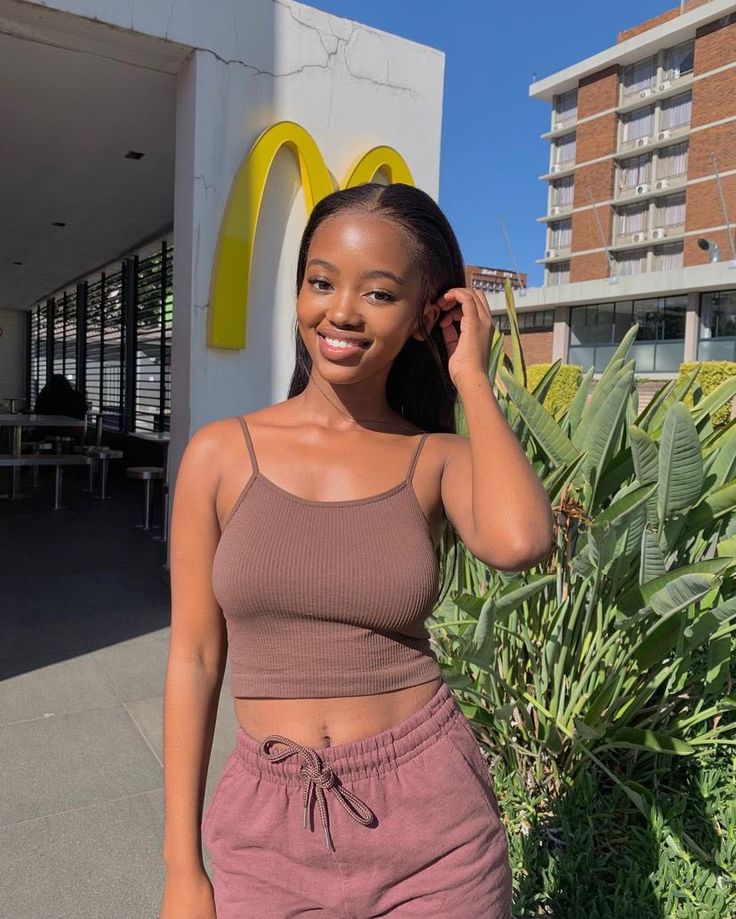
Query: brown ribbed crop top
[[211, 416, 442, 698]]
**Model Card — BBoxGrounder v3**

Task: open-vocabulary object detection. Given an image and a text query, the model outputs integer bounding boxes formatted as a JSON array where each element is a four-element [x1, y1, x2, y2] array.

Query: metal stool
[[93, 448, 124, 500], [74, 444, 103, 492], [126, 466, 163, 530]]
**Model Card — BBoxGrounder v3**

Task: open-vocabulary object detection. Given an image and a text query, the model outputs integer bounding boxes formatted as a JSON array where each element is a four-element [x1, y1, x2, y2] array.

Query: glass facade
[[568, 296, 686, 373], [495, 309, 555, 333], [698, 290, 736, 361]]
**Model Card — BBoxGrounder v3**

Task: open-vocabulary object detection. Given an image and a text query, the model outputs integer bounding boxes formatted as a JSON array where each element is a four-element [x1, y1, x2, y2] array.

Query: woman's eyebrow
[[307, 258, 405, 286], [361, 269, 405, 285]]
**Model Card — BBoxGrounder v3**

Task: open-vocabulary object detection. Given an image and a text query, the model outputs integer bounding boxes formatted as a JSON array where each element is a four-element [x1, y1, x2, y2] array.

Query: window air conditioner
[[657, 130, 672, 142], [655, 178, 670, 190], [635, 183, 650, 195], [639, 87, 654, 98], [651, 228, 667, 239], [658, 80, 672, 92], [635, 136, 650, 148], [550, 206, 562, 216], [550, 163, 561, 174], [545, 249, 558, 259], [632, 232, 647, 243]]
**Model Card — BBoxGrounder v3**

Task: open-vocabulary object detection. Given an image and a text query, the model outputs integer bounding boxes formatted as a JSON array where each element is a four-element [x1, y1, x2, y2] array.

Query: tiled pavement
[[1, 463, 238, 918]]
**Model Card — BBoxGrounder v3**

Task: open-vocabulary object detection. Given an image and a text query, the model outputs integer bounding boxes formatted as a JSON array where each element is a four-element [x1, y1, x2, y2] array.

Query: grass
[[489, 742, 736, 918]]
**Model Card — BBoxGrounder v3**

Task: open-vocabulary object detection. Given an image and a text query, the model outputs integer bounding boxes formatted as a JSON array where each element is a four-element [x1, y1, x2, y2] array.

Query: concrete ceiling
[[0, 2, 192, 311]]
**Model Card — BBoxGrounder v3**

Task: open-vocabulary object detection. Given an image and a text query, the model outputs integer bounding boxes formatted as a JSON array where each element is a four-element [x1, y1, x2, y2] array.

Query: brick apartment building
[[487, 0, 736, 380], [464, 265, 556, 363]]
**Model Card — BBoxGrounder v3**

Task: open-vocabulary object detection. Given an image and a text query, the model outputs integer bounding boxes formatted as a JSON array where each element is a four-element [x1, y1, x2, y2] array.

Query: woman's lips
[[317, 332, 370, 360]]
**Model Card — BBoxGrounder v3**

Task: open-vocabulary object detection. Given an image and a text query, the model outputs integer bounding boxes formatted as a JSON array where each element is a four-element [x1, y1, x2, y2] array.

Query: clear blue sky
[[310, 0, 677, 287]]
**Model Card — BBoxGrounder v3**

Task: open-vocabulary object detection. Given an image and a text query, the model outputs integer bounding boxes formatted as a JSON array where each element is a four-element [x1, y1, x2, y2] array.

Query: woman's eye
[[308, 277, 331, 291], [369, 290, 395, 302]]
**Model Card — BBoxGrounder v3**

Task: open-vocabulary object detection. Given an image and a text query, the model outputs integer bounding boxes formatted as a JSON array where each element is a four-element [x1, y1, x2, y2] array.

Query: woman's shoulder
[[189, 408, 280, 462]]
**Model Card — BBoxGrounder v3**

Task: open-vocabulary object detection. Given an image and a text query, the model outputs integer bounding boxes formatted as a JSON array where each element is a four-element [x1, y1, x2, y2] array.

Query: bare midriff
[[233, 676, 444, 749]]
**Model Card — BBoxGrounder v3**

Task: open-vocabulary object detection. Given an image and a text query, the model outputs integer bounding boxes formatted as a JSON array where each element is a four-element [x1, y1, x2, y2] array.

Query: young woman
[[160, 183, 553, 918]]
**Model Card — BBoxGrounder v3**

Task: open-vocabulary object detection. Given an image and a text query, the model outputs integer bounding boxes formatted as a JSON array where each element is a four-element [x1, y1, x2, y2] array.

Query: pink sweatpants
[[202, 680, 513, 917]]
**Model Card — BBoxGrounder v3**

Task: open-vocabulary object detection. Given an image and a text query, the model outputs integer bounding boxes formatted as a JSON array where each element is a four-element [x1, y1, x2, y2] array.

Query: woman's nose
[[325, 293, 362, 325]]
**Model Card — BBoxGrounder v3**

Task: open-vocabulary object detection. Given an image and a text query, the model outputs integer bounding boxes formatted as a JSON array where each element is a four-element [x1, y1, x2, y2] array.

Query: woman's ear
[[411, 301, 441, 341]]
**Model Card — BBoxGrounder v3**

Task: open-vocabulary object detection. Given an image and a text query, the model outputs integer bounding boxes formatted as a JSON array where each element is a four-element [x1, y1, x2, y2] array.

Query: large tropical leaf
[[657, 402, 704, 520], [503, 279, 526, 387], [497, 365, 581, 467], [580, 365, 635, 501], [617, 557, 733, 616]]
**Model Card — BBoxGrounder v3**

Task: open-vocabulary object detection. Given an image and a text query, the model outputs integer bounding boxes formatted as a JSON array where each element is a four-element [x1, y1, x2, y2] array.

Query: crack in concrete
[[193, 0, 413, 94], [194, 174, 217, 195], [163, 0, 176, 42]]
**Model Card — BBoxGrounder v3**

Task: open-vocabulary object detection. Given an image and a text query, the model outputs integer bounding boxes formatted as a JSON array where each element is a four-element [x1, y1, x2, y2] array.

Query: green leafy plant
[[432, 281, 736, 826]]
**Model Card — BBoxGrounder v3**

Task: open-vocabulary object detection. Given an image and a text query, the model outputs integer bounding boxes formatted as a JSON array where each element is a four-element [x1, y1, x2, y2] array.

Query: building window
[[616, 202, 648, 238], [633, 296, 686, 341], [655, 193, 686, 230], [622, 56, 657, 98], [664, 41, 694, 81], [661, 92, 691, 131], [553, 133, 576, 167], [495, 309, 555, 333], [657, 142, 688, 180], [569, 298, 685, 373], [570, 303, 616, 346], [551, 176, 574, 208], [549, 219, 572, 249], [617, 153, 652, 193], [553, 89, 578, 128], [613, 248, 647, 277], [652, 242, 684, 271], [699, 290, 736, 361], [621, 105, 654, 145], [547, 261, 570, 286]]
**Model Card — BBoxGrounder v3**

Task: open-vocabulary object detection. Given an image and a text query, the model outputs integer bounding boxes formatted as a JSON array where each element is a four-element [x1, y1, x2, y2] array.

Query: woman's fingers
[[438, 288, 491, 327]]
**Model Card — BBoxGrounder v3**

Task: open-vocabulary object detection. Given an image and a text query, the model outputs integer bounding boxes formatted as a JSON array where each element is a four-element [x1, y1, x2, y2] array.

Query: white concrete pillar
[[683, 291, 700, 362], [552, 305, 570, 362]]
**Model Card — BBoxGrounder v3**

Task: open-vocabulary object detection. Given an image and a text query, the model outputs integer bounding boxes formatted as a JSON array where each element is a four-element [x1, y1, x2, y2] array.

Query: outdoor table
[[129, 431, 170, 541], [0, 413, 86, 498]]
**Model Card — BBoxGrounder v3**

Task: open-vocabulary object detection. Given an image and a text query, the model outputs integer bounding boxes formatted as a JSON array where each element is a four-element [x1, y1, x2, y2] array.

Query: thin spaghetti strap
[[238, 415, 259, 474], [405, 432, 430, 485]]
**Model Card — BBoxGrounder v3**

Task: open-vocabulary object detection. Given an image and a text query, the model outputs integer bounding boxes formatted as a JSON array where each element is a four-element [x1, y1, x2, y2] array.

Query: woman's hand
[[160, 866, 217, 919], [436, 287, 495, 387]]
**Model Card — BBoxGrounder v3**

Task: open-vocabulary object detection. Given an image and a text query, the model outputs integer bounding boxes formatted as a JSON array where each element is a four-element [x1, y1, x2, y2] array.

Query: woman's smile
[[316, 330, 372, 360]]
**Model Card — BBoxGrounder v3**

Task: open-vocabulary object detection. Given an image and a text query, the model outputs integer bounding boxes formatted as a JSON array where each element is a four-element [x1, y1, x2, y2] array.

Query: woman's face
[[296, 212, 436, 377]]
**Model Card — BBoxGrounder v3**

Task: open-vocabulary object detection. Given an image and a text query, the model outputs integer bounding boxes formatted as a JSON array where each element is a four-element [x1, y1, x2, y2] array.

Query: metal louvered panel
[[25, 239, 172, 433], [101, 270, 124, 432], [85, 276, 103, 416], [49, 289, 78, 385], [134, 241, 172, 433], [29, 304, 47, 404]]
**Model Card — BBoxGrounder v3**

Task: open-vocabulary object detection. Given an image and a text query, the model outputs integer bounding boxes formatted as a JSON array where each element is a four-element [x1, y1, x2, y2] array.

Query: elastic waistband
[[233, 679, 461, 784]]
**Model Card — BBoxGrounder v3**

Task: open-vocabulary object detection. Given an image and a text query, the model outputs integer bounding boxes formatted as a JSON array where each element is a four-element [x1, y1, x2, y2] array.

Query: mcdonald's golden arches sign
[[208, 121, 415, 350]]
